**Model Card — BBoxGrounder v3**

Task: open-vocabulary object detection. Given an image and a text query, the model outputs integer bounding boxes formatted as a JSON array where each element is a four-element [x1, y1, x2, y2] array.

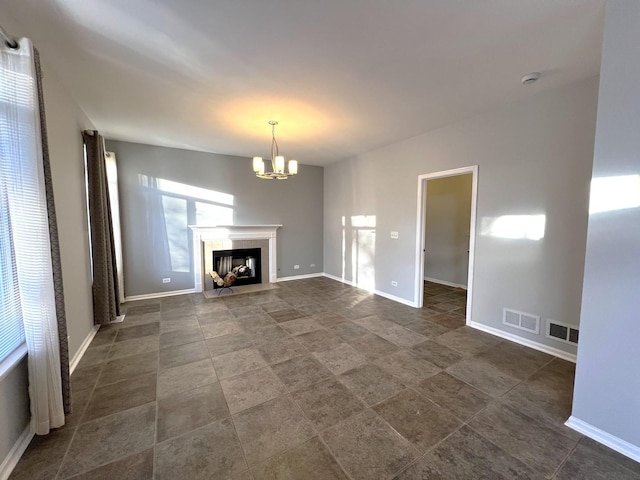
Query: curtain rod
[[0, 24, 18, 49]]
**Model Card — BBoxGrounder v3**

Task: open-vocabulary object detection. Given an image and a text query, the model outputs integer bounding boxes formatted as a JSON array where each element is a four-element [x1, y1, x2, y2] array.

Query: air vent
[[546, 320, 579, 344], [502, 308, 540, 334]]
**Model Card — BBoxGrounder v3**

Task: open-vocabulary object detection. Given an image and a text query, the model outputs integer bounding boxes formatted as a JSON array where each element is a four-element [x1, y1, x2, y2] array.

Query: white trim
[[0, 343, 27, 382], [189, 225, 282, 292], [323, 272, 355, 286], [0, 423, 34, 480], [565, 416, 640, 463], [502, 308, 541, 335], [414, 166, 478, 332], [69, 325, 100, 374], [323, 273, 418, 308], [468, 321, 576, 362], [277, 273, 324, 282], [423, 276, 468, 290], [124, 288, 197, 302], [371, 288, 417, 308]]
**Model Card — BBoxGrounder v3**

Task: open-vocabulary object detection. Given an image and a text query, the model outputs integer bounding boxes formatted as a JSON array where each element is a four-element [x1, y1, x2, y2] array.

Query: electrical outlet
[[391, 231, 399, 239], [310, 263, 315, 267], [162, 278, 171, 283], [294, 265, 300, 269], [391, 280, 398, 287]]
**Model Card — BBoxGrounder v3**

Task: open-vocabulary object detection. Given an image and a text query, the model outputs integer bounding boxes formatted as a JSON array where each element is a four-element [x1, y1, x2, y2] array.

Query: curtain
[[0, 37, 65, 434], [33, 48, 71, 415], [83, 131, 121, 325]]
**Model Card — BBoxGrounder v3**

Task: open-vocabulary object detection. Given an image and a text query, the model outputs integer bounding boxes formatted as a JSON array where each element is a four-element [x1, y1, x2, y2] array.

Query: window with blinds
[[0, 185, 25, 364], [0, 42, 34, 369]]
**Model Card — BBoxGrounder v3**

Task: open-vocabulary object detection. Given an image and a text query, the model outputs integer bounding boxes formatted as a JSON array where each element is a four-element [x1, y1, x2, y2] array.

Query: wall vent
[[546, 320, 579, 345], [502, 308, 540, 334]]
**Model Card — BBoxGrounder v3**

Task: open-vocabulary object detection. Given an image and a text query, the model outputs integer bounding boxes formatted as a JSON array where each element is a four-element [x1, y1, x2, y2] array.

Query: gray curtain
[[83, 131, 121, 325], [34, 49, 71, 414]]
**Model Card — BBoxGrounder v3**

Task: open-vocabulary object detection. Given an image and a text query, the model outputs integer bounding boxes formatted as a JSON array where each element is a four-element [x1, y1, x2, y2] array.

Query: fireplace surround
[[189, 225, 281, 293]]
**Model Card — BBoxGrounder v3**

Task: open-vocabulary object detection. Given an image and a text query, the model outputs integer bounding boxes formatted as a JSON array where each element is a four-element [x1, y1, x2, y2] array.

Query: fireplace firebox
[[212, 248, 262, 289]]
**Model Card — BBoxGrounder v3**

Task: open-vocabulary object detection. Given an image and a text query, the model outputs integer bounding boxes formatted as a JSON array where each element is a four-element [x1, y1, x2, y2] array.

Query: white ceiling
[[3, 0, 605, 165]]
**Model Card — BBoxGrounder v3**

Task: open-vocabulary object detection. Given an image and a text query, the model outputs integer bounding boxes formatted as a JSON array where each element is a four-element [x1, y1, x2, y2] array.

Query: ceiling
[[3, 0, 605, 166]]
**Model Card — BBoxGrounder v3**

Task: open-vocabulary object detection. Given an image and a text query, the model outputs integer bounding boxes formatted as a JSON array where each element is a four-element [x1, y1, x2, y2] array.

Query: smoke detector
[[521, 72, 541, 85]]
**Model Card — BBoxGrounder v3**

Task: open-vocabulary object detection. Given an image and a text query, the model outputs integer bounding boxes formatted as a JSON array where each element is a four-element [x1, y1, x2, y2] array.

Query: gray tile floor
[[10, 278, 640, 479]]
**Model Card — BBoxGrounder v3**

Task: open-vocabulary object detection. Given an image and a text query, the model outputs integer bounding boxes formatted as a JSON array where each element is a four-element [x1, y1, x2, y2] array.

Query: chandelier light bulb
[[252, 156, 263, 173]]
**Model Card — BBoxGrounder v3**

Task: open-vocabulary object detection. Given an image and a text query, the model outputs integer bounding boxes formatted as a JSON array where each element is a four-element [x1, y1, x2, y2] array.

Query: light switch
[[390, 231, 399, 239]]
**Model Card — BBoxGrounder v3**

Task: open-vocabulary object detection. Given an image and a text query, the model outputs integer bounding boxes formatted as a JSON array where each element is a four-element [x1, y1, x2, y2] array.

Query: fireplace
[[189, 225, 282, 293], [212, 247, 262, 289]]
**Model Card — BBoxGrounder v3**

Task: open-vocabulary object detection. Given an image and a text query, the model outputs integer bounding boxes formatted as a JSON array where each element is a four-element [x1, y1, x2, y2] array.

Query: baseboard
[[69, 325, 100, 374], [0, 424, 33, 480], [468, 321, 576, 363], [372, 289, 418, 308], [565, 416, 640, 463], [276, 273, 324, 282], [323, 273, 418, 308], [124, 288, 197, 302], [323, 273, 355, 286], [423, 276, 467, 290]]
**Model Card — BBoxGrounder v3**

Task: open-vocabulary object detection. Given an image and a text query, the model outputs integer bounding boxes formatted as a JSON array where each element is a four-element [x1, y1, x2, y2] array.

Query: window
[[0, 184, 26, 367], [0, 41, 41, 374]]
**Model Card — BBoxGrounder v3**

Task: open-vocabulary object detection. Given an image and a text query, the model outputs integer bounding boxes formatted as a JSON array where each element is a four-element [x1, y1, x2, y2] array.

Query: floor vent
[[547, 320, 579, 344], [502, 308, 540, 334]]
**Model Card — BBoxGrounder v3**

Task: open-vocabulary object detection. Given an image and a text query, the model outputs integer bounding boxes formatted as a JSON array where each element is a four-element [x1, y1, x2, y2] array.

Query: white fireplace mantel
[[189, 225, 282, 292]]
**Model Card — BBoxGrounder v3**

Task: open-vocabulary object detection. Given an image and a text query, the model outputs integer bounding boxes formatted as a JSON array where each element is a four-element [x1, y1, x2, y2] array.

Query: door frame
[[414, 165, 478, 326]]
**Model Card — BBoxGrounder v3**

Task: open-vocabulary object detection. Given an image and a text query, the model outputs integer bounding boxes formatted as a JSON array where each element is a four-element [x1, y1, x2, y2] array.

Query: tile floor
[[10, 278, 640, 479]]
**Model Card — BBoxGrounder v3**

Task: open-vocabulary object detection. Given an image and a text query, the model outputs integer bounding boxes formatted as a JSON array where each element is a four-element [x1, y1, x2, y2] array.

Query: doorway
[[414, 166, 478, 326]]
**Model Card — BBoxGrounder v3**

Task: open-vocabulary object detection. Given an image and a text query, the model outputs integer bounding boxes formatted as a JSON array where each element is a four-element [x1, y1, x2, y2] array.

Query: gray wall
[[0, 7, 96, 470], [572, 0, 640, 450], [0, 362, 30, 464], [324, 77, 598, 355], [106, 140, 324, 297], [424, 174, 472, 287]]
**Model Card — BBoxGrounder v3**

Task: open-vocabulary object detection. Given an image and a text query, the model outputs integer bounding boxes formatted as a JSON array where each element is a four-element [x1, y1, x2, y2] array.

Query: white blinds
[[0, 42, 30, 367], [0, 38, 65, 433], [0, 183, 24, 364]]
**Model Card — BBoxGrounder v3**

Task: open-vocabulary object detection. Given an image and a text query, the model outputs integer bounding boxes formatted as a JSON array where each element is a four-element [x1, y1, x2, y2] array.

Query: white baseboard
[[69, 325, 100, 374], [323, 273, 355, 286], [565, 416, 640, 463], [468, 321, 576, 363], [277, 273, 324, 282], [125, 288, 197, 302], [0, 424, 34, 480], [423, 276, 468, 290], [323, 273, 419, 308], [372, 288, 418, 308]]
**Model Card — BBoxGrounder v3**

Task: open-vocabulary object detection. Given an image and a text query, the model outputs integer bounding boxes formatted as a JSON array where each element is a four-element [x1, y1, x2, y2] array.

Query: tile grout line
[[20, 279, 588, 479], [54, 332, 114, 480]]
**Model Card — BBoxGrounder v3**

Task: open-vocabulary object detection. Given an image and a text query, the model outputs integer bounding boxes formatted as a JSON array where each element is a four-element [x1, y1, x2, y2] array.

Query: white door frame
[[414, 165, 478, 326]]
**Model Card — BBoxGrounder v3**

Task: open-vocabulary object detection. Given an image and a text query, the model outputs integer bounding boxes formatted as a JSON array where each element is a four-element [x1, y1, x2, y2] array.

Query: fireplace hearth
[[212, 247, 262, 289]]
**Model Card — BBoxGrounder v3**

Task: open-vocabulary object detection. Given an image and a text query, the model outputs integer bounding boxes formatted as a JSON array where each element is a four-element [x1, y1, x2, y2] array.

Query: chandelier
[[252, 121, 298, 180]]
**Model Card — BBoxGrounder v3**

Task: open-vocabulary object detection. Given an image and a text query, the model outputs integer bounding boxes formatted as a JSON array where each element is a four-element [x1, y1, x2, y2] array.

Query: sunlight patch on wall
[[195, 202, 233, 225], [480, 214, 546, 240], [589, 175, 640, 214], [342, 215, 376, 290], [137, 175, 236, 274], [156, 178, 234, 206], [161, 196, 189, 272]]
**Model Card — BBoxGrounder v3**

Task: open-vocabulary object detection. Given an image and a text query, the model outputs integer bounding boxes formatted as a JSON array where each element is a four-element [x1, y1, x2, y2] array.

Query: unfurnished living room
[[1, 1, 639, 479]]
